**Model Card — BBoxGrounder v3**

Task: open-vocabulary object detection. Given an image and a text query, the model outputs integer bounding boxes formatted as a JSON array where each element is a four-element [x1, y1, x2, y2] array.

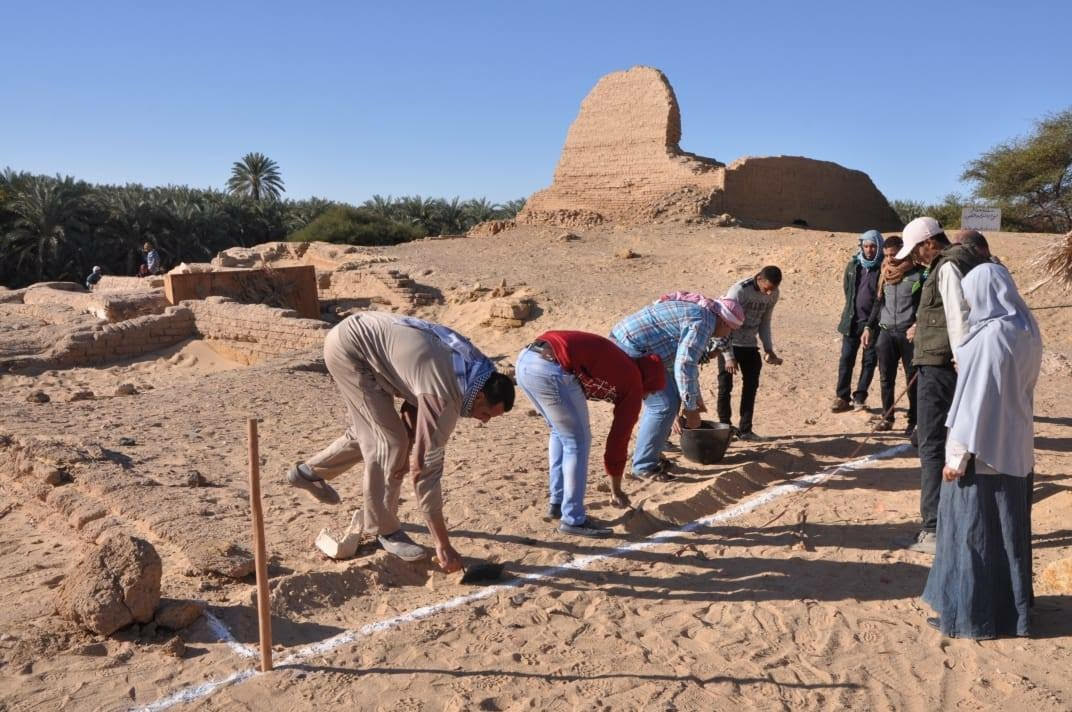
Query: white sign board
[[961, 206, 1001, 231]]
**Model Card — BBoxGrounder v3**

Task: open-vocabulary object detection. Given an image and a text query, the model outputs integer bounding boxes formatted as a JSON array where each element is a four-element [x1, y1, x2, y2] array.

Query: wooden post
[[247, 418, 273, 672]]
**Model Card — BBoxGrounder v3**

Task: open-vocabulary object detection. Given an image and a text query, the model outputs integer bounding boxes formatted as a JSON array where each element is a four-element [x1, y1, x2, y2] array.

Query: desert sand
[[1, 224, 1070, 711]]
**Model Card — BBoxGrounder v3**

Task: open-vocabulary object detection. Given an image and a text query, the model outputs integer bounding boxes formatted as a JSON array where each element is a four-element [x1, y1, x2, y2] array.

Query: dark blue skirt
[[922, 466, 1033, 639]]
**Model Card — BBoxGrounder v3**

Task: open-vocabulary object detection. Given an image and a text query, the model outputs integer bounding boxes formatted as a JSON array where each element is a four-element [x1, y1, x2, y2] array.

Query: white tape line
[[136, 442, 910, 711], [204, 610, 259, 660]]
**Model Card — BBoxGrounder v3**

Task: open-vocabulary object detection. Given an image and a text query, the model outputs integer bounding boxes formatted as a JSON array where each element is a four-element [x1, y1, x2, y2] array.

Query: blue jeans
[[610, 338, 680, 474], [516, 348, 592, 526]]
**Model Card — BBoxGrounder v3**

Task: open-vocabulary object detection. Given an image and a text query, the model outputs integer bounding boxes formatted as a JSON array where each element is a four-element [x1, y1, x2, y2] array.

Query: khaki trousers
[[304, 326, 408, 536]]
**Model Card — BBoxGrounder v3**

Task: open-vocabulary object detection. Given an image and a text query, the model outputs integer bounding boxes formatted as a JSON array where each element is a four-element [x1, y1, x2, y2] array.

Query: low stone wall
[[183, 297, 330, 364], [95, 275, 165, 291], [23, 285, 169, 322], [43, 307, 197, 367]]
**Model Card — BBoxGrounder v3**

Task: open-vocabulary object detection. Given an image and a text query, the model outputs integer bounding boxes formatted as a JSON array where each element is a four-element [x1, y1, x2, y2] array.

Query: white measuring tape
[[138, 442, 912, 711]]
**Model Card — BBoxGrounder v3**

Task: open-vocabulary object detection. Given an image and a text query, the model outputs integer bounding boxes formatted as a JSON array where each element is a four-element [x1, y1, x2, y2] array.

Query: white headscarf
[[946, 263, 1042, 476]]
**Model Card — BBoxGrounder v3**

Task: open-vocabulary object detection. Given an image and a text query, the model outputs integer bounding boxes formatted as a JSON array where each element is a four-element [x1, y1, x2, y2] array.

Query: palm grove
[[0, 152, 524, 288], [3, 109, 1070, 289]]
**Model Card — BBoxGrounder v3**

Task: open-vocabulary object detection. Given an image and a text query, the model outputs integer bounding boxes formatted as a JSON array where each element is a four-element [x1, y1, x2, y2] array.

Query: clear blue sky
[[4, 0, 1069, 206]]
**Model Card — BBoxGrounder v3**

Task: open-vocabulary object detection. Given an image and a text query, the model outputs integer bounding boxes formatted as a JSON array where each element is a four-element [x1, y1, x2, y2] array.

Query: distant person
[[922, 263, 1041, 639], [896, 217, 987, 555], [283, 312, 514, 571], [85, 266, 103, 290], [956, 229, 1001, 264], [516, 331, 666, 537], [832, 230, 883, 412], [714, 266, 783, 441], [141, 242, 162, 276], [610, 293, 745, 479], [862, 236, 923, 435]]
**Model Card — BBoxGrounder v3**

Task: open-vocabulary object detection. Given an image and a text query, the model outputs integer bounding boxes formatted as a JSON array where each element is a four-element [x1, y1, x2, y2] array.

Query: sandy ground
[[1, 225, 1070, 711]]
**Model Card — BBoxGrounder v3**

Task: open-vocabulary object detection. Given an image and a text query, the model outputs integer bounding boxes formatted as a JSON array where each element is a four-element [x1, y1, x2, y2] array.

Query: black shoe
[[546, 502, 562, 520], [909, 427, 919, 448], [874, 419, 893, 432], [926, 616, 941, 631], [558, 518, 612, 538]]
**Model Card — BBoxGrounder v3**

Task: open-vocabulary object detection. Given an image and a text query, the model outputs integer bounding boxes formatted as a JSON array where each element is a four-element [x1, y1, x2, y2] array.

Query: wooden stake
[[247, 418, 273, 672]]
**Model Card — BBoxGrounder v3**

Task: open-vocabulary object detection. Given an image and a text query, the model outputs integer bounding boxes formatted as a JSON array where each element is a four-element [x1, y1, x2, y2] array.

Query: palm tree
[[362, 194, 396, 220], [498, 198, 526, 218], [2, 174, 89, 283], [463, 197, 497, 225], [226, 152, 285, 201]]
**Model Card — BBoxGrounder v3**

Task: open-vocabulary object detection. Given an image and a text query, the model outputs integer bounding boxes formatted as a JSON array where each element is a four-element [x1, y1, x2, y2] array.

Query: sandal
[[285, 464, 341, 505]]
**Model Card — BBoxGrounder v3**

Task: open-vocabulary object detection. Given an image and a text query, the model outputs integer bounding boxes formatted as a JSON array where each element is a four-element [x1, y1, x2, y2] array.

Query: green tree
[[226, 152, 285, 201], [498, 198, 526, 218], [962, 108, 1072, 232], [1, 174, 90, 283], [287, 205, 424, 246], [463, 197, 497, 225]]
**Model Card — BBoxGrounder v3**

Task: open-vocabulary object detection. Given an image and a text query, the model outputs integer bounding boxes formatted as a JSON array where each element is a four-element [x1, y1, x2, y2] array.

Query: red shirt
[[538, 330, 645, 479]]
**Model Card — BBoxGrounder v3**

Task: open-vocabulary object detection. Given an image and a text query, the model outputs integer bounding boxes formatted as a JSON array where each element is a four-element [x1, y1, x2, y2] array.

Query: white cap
[[92, 265, 101, 272], [896, 217, 942, 260]]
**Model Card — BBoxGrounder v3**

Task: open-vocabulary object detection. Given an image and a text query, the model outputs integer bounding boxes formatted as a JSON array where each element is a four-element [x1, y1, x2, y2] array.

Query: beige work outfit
[[305, 312, 462, 536]]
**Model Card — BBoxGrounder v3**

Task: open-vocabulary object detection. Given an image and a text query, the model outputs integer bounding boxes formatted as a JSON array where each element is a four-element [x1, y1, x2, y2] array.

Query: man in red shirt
[[516, 331, 666, 537]]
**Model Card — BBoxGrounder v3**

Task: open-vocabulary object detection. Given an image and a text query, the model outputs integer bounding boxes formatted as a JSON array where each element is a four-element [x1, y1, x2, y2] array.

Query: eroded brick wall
[[519, 66, 724, 225], [184, 296, 329, 364], [722, 156, 902, 232], [45, 307, 197, 367], [517, 66, 902, 231]]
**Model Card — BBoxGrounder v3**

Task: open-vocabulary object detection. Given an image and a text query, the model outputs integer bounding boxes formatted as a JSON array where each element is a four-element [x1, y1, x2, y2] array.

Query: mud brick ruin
[[518, 66, 902, 232]]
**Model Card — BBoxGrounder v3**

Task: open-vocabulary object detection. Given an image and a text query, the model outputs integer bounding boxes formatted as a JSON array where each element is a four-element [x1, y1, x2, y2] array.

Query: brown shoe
[[874, 419, 894, 432], [831, 398, 852, 413]]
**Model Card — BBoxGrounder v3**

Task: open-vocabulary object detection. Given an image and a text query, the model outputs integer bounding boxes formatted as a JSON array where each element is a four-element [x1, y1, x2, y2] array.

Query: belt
[[526, 339, 558, 363]]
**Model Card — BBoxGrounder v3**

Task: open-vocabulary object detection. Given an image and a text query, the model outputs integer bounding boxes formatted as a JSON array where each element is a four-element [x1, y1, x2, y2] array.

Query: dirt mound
[[55, 534, 161, 635]]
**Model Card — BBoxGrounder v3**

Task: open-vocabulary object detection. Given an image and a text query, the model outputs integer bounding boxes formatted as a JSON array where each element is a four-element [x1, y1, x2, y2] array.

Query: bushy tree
[[962, 108, 1072, 232], [889, 194, 965, 232], [287, 205, 425, 246]]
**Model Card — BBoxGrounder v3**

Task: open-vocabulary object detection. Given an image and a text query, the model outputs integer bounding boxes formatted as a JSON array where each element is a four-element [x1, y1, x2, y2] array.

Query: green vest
[[913, 245, 987, 366]]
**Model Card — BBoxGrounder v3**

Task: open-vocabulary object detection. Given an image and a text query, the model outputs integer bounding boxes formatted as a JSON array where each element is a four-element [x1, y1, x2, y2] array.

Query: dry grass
[[1036, 231, 1072, 290]]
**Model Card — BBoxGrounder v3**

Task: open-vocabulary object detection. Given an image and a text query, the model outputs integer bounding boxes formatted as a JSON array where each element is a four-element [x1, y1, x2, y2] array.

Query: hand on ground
[[437, 543, 463, 573]]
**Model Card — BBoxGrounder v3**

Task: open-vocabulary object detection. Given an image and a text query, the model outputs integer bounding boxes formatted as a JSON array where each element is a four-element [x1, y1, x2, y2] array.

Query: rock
[[118, 437, 136, 446], [616, 249, 639, 259], [154, 600, 204, 630], [115, 384, 137, 396], [185, 539, 254, 579], [140, 621, 157, 640], [35, 463, 70, 486], [160, 635, 185, 658], [73, 642, 108, 656], [26, 390, 50, 404], [557, 231, 581, 242], [185, 470, 207, 487], [1041, 557, 1072, 593], [69, 390, 95, 402], [713, 213, 738, 227], [55, 534, 162, 635], [526, 409, 540, 417]]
